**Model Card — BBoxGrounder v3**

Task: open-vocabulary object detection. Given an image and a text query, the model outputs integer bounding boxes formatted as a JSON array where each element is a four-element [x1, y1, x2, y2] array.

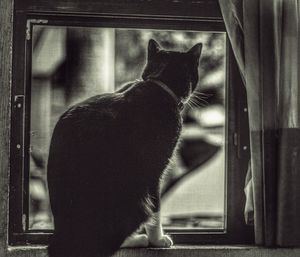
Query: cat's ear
[[148, 39, 161, 59], [187, 43, 203, 60]]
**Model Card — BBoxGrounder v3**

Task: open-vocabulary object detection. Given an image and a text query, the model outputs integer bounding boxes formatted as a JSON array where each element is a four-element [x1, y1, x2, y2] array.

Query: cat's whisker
[[191, 98, 208, 107], [185, 99, 193, 110], [193, 90, 211, 96], [194, 92, 209, 102], [186, 101, 193, 109], [192, 92, 210, 101], [191, 94, 205, 101], [186, 97, 200, 110], [193, 98, 203, 107], [189, 94, 208, 107], [193, 91, 207, 97], [192, 93, 211, 103]]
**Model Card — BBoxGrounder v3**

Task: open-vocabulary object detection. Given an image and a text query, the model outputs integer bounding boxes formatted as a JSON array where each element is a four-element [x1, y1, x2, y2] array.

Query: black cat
[[47, 39, 202, 257]]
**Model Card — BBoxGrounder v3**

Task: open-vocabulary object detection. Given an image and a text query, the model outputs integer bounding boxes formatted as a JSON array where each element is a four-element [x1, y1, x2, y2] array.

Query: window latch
[[14, 95, 24, 109]]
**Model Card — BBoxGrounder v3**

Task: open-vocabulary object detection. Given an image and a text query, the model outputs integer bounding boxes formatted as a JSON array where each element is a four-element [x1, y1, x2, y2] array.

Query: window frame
[[9, 1, 253, 246]]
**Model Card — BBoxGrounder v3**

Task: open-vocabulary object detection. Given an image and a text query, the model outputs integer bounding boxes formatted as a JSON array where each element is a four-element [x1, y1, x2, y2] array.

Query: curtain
[[219, 0, 300, 246]]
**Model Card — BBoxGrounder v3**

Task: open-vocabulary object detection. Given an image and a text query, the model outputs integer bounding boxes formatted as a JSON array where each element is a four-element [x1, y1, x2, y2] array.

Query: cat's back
[[52, 81, 180, 142], [59, 93, 124, 127], [48, 80, 181, 182]]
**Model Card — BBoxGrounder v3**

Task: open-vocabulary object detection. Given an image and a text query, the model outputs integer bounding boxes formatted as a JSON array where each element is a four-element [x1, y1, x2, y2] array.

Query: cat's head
[[142, 39, 202, 104]]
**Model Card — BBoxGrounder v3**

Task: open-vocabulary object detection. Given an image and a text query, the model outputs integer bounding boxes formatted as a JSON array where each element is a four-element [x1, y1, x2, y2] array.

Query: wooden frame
[[0, 0, 14, 255], [5, 0, 253, 251]]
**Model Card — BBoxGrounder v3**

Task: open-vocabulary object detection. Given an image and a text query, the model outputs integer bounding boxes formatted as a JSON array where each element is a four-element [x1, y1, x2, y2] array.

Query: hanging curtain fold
[[219, 0, 300, 246]]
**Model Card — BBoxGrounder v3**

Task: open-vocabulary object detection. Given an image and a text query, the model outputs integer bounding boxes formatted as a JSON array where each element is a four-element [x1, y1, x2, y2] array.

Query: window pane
[[29, 25, 226, 230]]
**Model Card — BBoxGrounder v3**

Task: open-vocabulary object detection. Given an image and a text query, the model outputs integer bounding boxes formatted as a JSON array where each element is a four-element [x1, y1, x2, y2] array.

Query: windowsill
[[7, 245, 300, 257]]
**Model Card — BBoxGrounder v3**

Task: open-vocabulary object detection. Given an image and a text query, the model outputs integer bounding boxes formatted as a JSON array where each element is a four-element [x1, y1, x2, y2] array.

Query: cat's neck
[[146, 79, 179, 104], [144, 78, 184, 111], [149, 76, 187, 102]]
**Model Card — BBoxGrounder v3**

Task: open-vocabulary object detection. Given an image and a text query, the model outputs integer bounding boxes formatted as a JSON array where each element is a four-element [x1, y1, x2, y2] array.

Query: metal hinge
[[234, 132, 248, 159], [26, 19, 48, 40], [14, 95, 25, 151]]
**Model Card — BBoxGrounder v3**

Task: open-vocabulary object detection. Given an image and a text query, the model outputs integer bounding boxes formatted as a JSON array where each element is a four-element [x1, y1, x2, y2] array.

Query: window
[[28, 25, 227, 231], [9, 0, 253, 247]]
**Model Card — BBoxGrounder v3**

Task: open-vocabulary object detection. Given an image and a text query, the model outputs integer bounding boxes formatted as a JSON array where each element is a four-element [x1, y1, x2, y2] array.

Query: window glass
[[29, 26, 226, 230]]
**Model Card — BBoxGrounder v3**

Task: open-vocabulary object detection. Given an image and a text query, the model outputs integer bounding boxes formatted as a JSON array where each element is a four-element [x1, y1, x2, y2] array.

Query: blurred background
[[29, 26, 226, 230]]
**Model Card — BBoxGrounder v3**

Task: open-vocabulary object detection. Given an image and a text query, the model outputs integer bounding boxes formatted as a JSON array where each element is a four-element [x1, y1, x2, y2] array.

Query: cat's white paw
[[137, 234, 149, 247], [121, 234, 149, 248], [149, 234, 173, 248]]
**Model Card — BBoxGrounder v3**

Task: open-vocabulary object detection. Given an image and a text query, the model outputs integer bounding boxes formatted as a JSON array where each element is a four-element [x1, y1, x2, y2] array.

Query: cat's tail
[[48, 232, 121, 257]]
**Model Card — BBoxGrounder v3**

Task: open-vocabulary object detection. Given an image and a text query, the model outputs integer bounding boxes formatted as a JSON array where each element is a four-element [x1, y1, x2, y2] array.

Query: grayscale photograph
[[0, 1, 299, 257]]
